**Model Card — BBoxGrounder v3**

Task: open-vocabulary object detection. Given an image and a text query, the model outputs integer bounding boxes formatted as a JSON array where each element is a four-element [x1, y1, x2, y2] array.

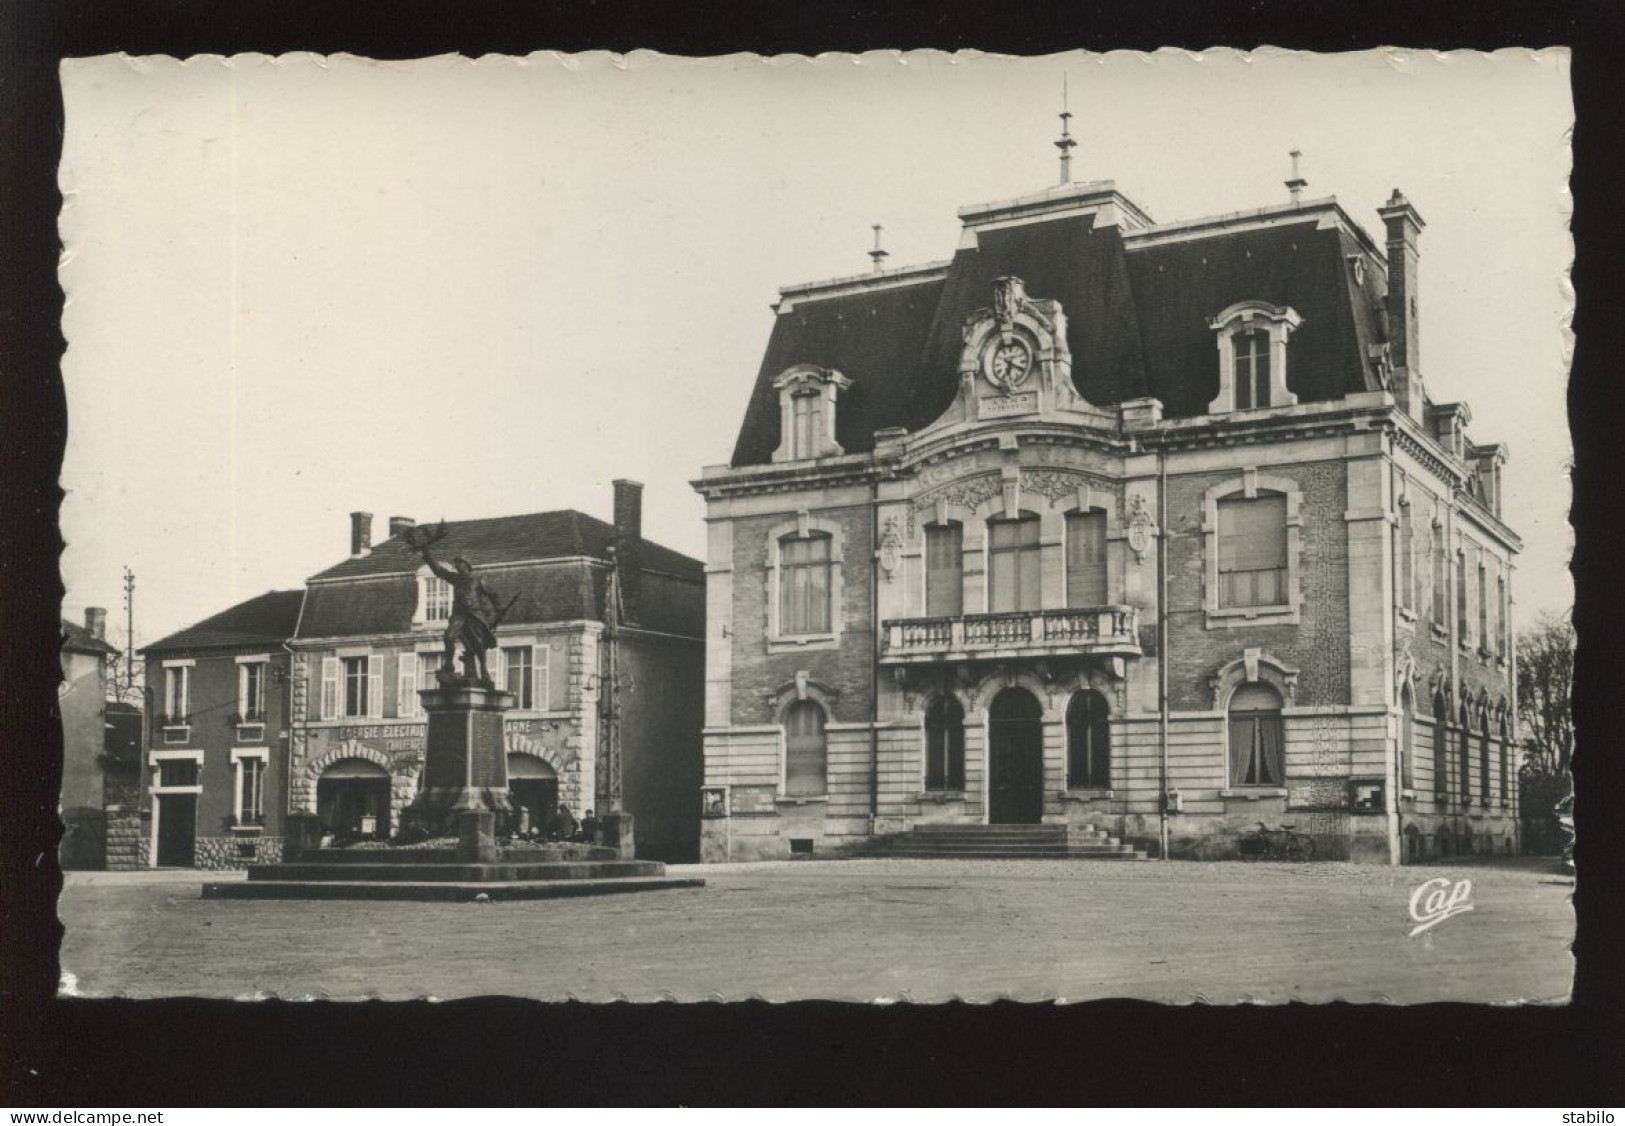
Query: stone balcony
[[879, 605, 1141, 665]]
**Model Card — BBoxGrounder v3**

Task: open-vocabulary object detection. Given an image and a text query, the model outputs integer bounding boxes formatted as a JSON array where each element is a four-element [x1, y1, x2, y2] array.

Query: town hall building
[[694, 163, 1521, 864]]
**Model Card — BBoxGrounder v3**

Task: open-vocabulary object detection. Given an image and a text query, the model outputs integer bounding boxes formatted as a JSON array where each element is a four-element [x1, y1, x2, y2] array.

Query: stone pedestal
[[283, 812, 325, 861], [403, 680, 515, 837], [599, 811, 635, 860]]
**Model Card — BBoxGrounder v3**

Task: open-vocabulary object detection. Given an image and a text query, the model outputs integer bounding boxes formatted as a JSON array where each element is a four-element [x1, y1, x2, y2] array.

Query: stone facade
[[193, 834, 285, 870], [696, 179, 1521, 865]]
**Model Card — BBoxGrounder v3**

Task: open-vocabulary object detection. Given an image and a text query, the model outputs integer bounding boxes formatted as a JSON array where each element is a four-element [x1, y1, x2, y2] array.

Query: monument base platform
[[203, 875, 704, 902]]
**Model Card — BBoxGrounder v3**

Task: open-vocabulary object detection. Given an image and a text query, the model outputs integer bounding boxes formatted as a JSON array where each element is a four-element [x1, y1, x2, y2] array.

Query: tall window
[[1498, 716, 1510, 805], [1456, 552, 1470, 639], [1229, 683, 1284, 787], [1458, 702, 1473, 802], [1233, 331, 1271, 410], [162, 665, 191, 724], [238, 661, 266, 722], [342, 656, 374, 718], [790, 391, 823, 460], [424, 575, 452, 622], [503, 646, 534, 710], [1479, 711, 1491, 804], [1398, 500, 1415, 613], [1431, 517, 1447, 624], [988, 514, 1042, 613], [784, 699, 827, 797], [1217, 495, 1288, 609], [1400, 684, 1416, 790], [779, 533, 833, 635], [924, 696, 965, 791], [1433, 692, 1450, 797], [238, 756, 265, 824], [1496, 572, 1507, 658], [1067, 689, 1111, 790], [1065, 510, 1108, 607], [1477, 560, 1488, 649], [925, 523, 963, 618]]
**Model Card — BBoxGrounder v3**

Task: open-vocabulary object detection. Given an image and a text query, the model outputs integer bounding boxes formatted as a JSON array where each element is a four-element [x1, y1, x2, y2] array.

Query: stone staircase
[[862, 823, 1146, 861]]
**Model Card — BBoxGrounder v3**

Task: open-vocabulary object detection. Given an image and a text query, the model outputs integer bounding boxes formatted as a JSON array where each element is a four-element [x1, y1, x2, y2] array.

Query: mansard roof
[[729, 184, 1388, 467], [308, 510, 702, 582], [141, 589, 305, 656], [296, 510, 704, 641]]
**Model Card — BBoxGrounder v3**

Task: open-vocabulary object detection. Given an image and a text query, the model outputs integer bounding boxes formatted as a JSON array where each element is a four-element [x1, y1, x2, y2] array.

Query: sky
[[57, 48, 1573, 653]]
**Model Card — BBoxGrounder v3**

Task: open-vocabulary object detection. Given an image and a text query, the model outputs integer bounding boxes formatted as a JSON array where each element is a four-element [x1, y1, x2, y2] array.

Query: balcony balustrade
[[880, 605, 1141, 664]]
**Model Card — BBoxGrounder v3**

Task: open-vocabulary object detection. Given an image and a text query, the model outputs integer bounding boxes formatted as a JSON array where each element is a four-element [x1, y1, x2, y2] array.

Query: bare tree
[[1517, 610, 1574, 776]]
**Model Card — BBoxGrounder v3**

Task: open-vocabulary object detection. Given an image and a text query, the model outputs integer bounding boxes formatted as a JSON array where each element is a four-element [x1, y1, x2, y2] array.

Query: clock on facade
[[986, 339, 1032, 392]]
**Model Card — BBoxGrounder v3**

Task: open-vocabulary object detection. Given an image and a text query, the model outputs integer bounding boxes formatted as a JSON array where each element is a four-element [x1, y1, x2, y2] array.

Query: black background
[[3, 0, 1622, 1106]]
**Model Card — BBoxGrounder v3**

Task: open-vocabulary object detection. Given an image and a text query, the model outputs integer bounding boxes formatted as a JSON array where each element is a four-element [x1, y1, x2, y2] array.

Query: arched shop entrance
[[507, 753, 559, 834], [316, 758, 392, 841]]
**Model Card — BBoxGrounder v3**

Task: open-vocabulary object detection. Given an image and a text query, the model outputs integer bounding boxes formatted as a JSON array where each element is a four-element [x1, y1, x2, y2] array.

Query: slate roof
[[296, 511, 705, 641], [141, 589, 306, 656], [729, 192, 1388, 467], [61, 619, 119, 658], [310, 510, 702, 582]]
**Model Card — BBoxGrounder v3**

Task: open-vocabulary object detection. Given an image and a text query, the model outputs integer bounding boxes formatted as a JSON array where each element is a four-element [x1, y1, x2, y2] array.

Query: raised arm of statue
[[423, 551, 458, 584]]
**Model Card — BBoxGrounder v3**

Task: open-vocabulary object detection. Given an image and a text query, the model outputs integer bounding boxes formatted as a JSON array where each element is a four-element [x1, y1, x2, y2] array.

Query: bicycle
[[1238, 821, 1317, 862]]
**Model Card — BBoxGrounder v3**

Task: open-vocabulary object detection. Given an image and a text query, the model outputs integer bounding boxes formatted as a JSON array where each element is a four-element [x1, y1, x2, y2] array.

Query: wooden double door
[[987, 688, 1044, 825]]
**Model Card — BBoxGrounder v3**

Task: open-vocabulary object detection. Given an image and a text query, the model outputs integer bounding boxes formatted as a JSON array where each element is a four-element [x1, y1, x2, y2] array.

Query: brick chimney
[[85, 607, 107, 641], [612, 479, 644, 626], [350, 511, 373, 558], [388, 516, 415, 539], [1378, 189, 1427, 422]]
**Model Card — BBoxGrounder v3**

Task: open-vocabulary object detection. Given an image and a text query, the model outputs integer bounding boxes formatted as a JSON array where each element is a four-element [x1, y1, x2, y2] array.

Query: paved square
[[58, 859, 1573, 1003]]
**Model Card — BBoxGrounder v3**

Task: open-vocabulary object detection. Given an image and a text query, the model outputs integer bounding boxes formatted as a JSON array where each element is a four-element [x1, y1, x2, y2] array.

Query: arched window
[[1399, 683, 1416, 790], [988, 512, 1042, 612], [784, 699, 828, 797], [1229, 683, 1285, 787], [1065, 510, 1108, 607], [1432, 691, 1450, 798], [1217, 494, 1288, 610], [1067, 690, 1111, 790], [925, 522, 963, 618], [1233, 330, 1272, 410], [779, 532, 832, 635], [924, 696, 965, 792]]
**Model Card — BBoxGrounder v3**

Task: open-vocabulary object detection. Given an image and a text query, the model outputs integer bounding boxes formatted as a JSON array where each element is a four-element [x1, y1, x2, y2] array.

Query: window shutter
[[237, 664, 248, 718], [532, 645, 546, 712], [925, 524, 963, 617], [398, 653, 418, 718], [1066, 511, 1108, 607], [494, 647, 508, 693], [320, 658, 339, 721], [368, 655, 384, 719], [1220, 496, 1287, 571]]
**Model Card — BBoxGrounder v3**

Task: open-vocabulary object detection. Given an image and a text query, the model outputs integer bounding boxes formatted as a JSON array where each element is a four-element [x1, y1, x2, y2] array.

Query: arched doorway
[[508, 753, 559, 834], [316, 758, 392, 841], [988, 687, 1044, 824]]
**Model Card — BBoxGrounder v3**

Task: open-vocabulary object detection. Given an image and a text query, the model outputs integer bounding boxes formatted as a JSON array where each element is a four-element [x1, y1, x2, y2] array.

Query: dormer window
[[414, 566, 452, 627], [771, 364, 852, 463], [1208, 301, 1302, 415]]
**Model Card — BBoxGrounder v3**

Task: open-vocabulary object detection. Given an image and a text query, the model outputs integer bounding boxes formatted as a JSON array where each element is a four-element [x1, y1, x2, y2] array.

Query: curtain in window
[[924, 696, 965, 791], [791, 391, 821, 459], [989, 515, 1041, 612], [780, 534, 832, 634], [504, 647, 533, 709], [1066, 690, 1111, 789], [1065, 511, 1108, 607], [1228, 684, 1284, 787], [925, 523, 963, 618], [784, 700, 827, 796], [1217, 495, 1288, 609], [1234, 331, 1271, 409]]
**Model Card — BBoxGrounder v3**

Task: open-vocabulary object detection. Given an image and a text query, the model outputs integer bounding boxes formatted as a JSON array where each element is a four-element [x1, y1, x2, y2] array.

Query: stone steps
[[861, 823, 1148, 861]]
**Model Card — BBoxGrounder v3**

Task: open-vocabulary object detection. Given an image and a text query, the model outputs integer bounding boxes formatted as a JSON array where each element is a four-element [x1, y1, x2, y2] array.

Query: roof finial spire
[[1285, 148, 1308, 205], [868, 223, 889, 273], [1054, 75, 1077, 185]]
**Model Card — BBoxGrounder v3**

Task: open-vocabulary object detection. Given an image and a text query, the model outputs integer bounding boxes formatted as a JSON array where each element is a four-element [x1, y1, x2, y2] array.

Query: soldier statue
[[402, 523, 513, 684]]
